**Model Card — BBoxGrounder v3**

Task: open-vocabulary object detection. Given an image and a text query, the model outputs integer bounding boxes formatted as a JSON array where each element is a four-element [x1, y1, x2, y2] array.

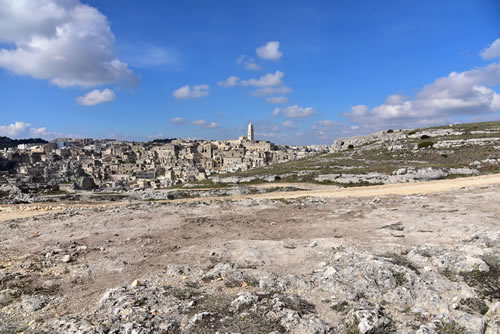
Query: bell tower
[[247, 122, 254, 141]]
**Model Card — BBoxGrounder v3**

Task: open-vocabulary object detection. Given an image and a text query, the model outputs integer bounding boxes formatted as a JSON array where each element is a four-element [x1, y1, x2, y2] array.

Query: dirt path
[[1, 173, 499, 222], [170, 173, 500, 203]]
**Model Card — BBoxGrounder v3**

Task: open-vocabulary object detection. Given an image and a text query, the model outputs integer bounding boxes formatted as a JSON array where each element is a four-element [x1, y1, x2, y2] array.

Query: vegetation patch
[[417, 141, 435, 149], [390, 269, 407, 286], [330, 300, 349, 313], [459, 297, 489, 315], [346, 315, 361, 334], [183, 292, 285, 333], [379, 253, 420, 274], [435, 321, 467, 334], [460, 259, 500, 301]]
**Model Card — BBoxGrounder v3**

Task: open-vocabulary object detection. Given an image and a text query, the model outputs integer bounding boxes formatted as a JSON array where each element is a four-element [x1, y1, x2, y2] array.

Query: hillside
[[206, 121, 500, 187]]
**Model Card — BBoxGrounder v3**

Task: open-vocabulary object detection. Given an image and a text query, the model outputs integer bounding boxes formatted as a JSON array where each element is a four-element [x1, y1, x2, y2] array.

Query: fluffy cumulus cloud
[[344, 63, 500, 128], [0, 0, 137, 87], [480, 38, 500, 60], [273, 105, 315, 118], [76, 88, 115, 106], [282, 120, 295, 128], [266, 96, 289, 104], [240, 71, 284, 87], [256, 41, 282, 60], [0, 121, 50, 138], [219, 71, 290, 97], [173, 84, 209, 99]]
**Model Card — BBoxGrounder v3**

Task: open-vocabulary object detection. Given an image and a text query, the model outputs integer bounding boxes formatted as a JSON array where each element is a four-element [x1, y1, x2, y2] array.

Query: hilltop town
[[0, 122, 327, 195]]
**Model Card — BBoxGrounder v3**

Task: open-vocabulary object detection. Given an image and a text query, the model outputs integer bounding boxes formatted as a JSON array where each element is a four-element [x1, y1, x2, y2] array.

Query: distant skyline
[[1, 0, 500, 144]]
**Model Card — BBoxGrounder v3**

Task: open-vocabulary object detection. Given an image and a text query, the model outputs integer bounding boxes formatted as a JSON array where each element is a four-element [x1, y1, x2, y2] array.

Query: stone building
[[247, 122, 254, 141]]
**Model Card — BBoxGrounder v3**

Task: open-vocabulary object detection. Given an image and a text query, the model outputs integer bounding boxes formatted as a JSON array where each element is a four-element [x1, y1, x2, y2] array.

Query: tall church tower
[[247, 122, 254, 141]]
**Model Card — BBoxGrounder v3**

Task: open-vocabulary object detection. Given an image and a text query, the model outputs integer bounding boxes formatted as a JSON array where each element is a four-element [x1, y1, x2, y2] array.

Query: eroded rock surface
[[0, 184, 499, 333]]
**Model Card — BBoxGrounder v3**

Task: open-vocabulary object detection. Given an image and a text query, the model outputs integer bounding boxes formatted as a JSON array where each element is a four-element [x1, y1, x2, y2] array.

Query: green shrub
[[418, 141, 434, 149]]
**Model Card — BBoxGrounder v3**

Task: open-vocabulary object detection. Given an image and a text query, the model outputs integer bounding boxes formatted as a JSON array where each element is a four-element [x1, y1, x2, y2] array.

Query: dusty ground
[[0, 176, 499, 333]]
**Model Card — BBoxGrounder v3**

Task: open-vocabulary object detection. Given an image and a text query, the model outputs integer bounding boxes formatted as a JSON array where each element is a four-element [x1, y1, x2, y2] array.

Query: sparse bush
[[390, 269, 407, 286], [330, 300, 349, 312], [407, 130, 417, 135], [435, 321, 467, 334], [386, 129, 394, 133], [418, 141, 434, 149], [346, 316, 361, 334], [460, 259, 500, 301], [420, 135, 431, 139], [459, 297, 489, 315], [347, 144, 354, 149]]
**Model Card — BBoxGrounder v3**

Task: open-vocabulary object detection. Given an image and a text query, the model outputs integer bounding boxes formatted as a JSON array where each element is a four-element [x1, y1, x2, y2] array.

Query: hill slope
[[207, 121, 500, 187]]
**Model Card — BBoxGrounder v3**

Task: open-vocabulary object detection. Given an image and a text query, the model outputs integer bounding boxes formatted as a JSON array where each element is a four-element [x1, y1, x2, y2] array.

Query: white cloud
[[245, 61, 262, 71], [0, 121, 50, 138], [170, 117, 185, 124], [217, 75, 239, 87], [191, 120, 218, 128], [480, 38, 500, 60], [0, 121, 30, 137], [76, 88, 115, 106], [343, 63, 500, 128], [240, 71, 284, 87], [253, 86, 292, 96], [237, 55, 262, 71], [173, 84, 209, 99], [170, 117, 217, 128], [282, 120, 295, 128], [256, 41, 282, 60], [275, 105, 315, 118], [206, 122, 218, 128], [29, 127, 49, 137], [0, 0, 137, 87], [266, 96, 289, 104]]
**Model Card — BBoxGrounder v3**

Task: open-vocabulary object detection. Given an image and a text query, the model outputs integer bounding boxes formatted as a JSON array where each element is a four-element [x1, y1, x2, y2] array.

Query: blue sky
[[1, 0, 499, 144]]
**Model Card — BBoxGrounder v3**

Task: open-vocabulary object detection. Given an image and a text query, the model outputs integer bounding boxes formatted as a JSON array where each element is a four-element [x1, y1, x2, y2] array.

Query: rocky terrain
[[0, 179, 499, 333], [0, 121, 499, 333]]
